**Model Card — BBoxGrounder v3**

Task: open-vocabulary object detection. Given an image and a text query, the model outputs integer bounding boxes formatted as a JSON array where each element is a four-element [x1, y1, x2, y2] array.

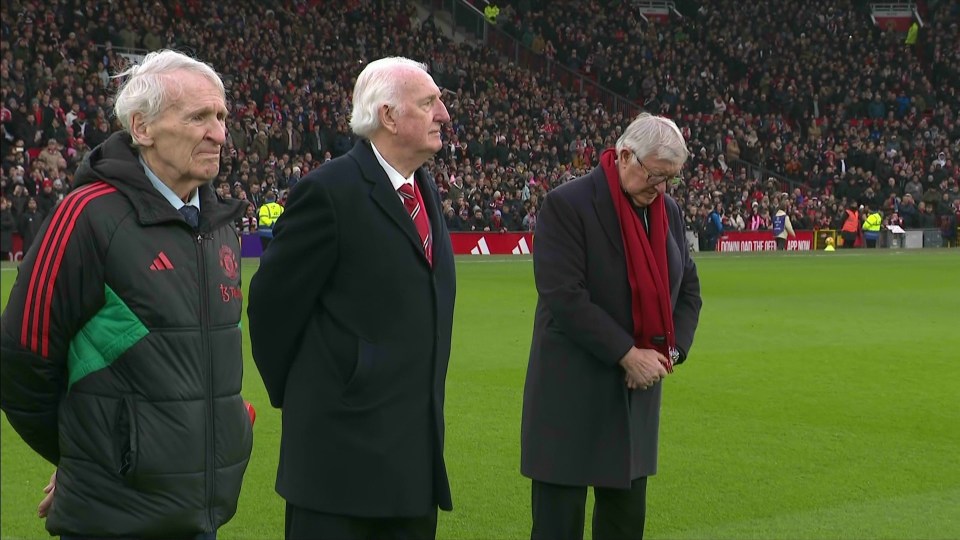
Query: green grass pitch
[[2, 250, 958, 539]]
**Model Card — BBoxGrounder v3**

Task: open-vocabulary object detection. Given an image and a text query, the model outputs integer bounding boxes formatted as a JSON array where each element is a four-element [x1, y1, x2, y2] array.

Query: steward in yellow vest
[[258, 190, 285, 251]]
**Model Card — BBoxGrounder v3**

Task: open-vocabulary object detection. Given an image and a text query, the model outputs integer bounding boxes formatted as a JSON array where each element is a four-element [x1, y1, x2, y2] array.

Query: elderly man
[[0, 50, 252, 539], [248, 56, 456, 540], [522, 113, 703, 539]]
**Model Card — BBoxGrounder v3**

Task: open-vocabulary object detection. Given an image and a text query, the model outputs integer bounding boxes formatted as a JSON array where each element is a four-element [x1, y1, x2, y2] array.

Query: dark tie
[[179, 205, 199, 230], [397, 183, 432, 265]]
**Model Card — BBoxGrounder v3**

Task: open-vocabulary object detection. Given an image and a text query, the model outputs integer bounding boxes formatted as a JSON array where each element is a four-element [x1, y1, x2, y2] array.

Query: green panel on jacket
[[67, 284, 149, 388]]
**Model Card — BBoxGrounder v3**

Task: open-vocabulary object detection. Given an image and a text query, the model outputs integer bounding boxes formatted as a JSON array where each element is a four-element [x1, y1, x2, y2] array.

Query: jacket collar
[[75, 131, 244, 231]]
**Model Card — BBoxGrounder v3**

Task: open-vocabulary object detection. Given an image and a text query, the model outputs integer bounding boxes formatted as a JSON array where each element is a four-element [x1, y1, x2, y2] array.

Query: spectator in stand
[[747, 201, 765, 230], [522, 206, 538, 231], [248, 181, 264, 209], [36, 179, 58, 219], [938, 190, 957, 216], [36, 139, 66, 174], [899, 193, 919, 228], [238, 200, 258, 235], [9, 184, 30, 219], [727, 205, 746, 231], [16, 197, 42, 253], [468, 205, 488, 231], [0, 196, 14, 260], [445, 206, 464, 231], [921, 182, 942, 209], [904, 176, 923, 202], [940, 205, 959, 247], [484, 208, 502, 232], [885, 211, 904, 229], [917, 201, 937, 228]]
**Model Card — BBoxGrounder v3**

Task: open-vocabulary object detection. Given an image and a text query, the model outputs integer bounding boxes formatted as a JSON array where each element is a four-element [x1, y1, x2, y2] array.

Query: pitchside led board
[[716, 231, 817, 252], [228, 228, 953, 259], [449, 232, 534, 255], [234, 232, 538, 257]]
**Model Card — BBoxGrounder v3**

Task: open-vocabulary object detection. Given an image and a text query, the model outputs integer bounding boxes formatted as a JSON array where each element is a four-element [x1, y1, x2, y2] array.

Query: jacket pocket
[[114, 395, 139, 486], [343, 339, 376, 396]]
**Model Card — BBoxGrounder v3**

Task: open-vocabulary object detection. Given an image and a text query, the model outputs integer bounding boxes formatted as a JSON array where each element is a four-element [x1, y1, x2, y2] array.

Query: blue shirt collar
[[139, 156, 201, 211]]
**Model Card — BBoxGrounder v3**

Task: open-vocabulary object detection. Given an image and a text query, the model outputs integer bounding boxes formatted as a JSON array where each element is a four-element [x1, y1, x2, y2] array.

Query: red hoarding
[[449, 232, 534, 255]]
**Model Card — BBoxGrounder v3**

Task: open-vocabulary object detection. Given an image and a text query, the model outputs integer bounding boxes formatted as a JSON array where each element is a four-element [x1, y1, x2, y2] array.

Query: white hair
[[113, 50, 224, 139], [349, 57, 430, 138], [616, 112, 689, 166]]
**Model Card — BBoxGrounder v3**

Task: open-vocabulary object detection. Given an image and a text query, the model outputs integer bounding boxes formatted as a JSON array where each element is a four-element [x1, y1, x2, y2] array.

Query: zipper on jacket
[[197, 232, 216, 530]]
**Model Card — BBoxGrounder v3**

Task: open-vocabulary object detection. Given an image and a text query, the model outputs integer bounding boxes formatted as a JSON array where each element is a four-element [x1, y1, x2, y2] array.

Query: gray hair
[[349, 57, 430, 138], [616, 112, 689, 166], [113, 50, 224, 140]]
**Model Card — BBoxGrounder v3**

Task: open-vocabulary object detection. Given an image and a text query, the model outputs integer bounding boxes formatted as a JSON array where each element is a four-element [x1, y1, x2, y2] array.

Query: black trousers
[[530, 478, 648, 540], [285, 503, 437, 540], [841, 230, 857, 248]]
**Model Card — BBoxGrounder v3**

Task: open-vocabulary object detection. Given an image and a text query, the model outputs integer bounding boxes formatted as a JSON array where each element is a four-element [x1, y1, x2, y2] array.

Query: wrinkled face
[[135, 71, 227, 190], [617, 148, 681, 208], [392, 69, 450, 159]]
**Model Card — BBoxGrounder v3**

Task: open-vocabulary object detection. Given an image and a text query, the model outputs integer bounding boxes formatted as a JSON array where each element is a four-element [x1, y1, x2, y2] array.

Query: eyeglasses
[[635, 154, 683, 187]]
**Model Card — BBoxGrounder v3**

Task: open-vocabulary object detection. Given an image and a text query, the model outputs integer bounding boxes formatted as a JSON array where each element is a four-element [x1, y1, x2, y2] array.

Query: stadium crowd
[[2, 0, 959, 258]]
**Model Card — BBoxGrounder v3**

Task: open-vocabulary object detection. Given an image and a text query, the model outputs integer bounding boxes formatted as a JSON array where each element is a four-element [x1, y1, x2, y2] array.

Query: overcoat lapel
[[349, 142, 426, 259], [591, 169, 624, 255]]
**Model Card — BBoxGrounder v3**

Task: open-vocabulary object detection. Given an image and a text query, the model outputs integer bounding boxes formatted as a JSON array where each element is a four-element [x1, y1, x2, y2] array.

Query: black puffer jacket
[[0, 131, 252, 538]]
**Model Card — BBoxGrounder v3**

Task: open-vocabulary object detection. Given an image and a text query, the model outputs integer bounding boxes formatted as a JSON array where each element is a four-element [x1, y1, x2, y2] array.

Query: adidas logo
[[512, 237, 531, 254], [469, 237, 490, 255], [468, 236, 533, 255], [149, 252, 174, 271]]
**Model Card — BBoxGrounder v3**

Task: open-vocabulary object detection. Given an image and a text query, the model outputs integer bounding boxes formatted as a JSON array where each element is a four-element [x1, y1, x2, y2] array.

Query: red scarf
[[600, 149, 675, 364]]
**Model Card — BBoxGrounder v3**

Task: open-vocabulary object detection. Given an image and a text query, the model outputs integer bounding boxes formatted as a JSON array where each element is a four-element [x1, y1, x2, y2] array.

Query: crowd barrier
[[5, 229, 953, 262]]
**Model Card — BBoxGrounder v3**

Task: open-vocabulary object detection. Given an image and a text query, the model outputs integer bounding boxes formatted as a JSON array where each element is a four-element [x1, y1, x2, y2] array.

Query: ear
[[130, 113, 153, 147], [618, 147, 633, 164], [379, 104, 398, 135]]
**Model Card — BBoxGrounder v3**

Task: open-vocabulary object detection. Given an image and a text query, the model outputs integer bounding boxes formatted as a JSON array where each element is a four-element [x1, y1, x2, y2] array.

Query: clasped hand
[[619, 346, 669, 390]]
